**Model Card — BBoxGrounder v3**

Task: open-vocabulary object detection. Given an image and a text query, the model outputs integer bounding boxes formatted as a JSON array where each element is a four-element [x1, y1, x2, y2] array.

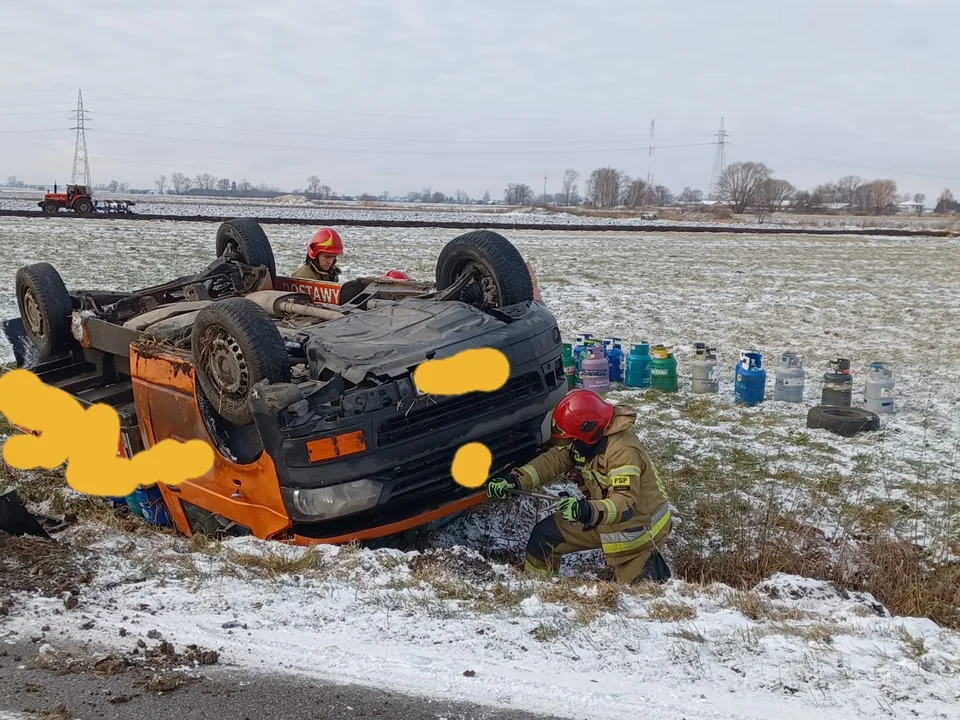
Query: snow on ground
[[2, 528, 959, 720], [3, 188, 958, 232], [2, 218, 960, 718]]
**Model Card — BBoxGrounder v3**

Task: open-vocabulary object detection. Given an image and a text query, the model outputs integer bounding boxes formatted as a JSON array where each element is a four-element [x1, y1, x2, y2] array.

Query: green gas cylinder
[[562, 343, 576, 390], [650, 344, 678, 392]]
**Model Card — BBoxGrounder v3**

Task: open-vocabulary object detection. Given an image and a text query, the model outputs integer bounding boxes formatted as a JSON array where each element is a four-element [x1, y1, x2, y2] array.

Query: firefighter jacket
[[511, 405, 671, 557], [291, 261, 341, 282]]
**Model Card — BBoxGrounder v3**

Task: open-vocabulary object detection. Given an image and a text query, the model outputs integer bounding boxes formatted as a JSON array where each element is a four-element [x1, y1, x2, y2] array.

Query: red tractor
[[38, 184, 95, 215]]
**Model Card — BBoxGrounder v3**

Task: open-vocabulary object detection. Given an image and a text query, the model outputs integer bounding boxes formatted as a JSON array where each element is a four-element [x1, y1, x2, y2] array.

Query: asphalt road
[[0, 638, 566, 720]]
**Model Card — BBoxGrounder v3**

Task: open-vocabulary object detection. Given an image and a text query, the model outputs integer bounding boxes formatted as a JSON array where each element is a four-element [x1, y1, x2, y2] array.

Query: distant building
[[896, 201, 924, 214]]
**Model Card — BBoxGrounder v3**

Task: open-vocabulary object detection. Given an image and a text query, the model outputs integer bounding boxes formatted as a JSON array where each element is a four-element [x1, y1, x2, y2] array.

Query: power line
[[93, 128, 717, 157], [0, 128, 67, 134], [85, 105, 715, 146]]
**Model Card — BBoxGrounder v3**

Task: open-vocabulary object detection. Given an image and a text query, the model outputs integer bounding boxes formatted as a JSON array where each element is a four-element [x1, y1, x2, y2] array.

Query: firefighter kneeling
[[486, 389, 672, 584]]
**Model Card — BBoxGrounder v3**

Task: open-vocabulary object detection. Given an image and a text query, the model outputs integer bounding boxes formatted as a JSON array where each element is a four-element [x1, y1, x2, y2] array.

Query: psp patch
[[610, 475, 633, 489]]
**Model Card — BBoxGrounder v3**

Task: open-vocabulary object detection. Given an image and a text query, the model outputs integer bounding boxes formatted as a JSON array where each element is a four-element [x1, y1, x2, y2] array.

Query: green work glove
[[486, 473, 520, 500], [558, 496, 596, 526]]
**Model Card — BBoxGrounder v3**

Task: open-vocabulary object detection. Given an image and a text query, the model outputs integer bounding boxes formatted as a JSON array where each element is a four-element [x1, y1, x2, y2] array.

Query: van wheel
[[435, 230, 533, 308], [215, 218, 277, 282], [15, 263, 74, 359], [192, 298, 290, 426]]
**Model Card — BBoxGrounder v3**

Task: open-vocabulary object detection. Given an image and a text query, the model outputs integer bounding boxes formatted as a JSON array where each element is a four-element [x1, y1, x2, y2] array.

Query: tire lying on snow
[[806, 406, 880, 438], [435, 230, 533, 308], [15, 262, 74, 359], [215, 218, 277, 282], [191, 298, 290, 426]]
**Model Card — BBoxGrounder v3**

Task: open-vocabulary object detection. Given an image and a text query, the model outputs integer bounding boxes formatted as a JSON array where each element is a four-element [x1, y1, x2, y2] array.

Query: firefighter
[[486, 389, 672, 584], [291, 227, 343, 281]]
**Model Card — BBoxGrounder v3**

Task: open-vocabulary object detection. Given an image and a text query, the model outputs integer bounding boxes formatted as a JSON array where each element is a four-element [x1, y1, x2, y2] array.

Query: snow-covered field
[[2, 217, 959, 719], [3, 188, 957, 233]]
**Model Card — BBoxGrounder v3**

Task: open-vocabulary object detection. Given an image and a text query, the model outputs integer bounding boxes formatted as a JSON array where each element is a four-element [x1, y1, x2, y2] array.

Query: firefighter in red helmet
[[486, 389, 673, 584], [292, 227, 343, 282]]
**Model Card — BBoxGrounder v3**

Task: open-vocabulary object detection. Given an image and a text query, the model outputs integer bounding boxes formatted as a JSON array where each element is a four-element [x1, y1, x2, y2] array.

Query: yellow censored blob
[[413, 348, 509, 395], [0, 369, 214, 497], [411, 348, 510, 489], [451, 443, 492, 488]]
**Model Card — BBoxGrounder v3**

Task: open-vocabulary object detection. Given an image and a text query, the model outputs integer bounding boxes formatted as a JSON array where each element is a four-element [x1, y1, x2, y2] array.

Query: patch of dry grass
[[224, 545, 326, 580], [540, 579, 621, 623], [726, 591, 812, 622], [647, 600, 697, 622], [770, 622, 849, 644]]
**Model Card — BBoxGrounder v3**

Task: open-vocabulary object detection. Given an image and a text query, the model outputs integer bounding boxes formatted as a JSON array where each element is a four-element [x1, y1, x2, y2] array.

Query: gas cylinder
[[581, 345, 610, 393], [734, 350, 766, 406], [577, 337, 601, 388], [821, 358, 853, 407], [773, 352, 806, 403], [650, 345, 678, 392], [562, 343, 576, 391], [625, 342, 651, 388], [691, 343, 719, 394], [864, 362, 895, 413], [604, 338, 624, 383]]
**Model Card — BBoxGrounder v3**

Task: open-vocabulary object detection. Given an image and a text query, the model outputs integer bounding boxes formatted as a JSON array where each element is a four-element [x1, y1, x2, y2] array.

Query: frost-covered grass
[[2, 218, 959, 716]]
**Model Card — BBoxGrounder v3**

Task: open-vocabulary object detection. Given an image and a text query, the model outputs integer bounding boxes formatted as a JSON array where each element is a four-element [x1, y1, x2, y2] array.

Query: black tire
[[73, 199, 93, 214], [215, 218, 277, 282], [42, 201, 59, 214], [191, 298, 290, 426], [435, 230, 533, 308], [15, 263, 74, 359], [806, 406, 880, 437]]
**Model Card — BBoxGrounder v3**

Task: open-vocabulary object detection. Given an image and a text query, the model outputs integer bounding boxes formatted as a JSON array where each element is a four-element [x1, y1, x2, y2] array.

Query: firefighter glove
[[486, 473, 520, 500], [558, 496, 596, 526]]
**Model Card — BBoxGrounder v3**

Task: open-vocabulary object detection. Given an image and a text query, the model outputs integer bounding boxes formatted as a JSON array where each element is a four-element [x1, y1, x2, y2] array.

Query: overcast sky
[[2, 0, 958, 200]]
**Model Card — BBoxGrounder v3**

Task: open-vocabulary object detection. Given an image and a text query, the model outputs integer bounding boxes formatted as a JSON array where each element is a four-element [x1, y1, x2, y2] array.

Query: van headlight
[[291, 479, 383, 519]]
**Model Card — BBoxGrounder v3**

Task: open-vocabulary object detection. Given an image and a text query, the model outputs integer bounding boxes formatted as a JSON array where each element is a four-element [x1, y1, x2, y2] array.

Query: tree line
[[501, 163, 942, 216]]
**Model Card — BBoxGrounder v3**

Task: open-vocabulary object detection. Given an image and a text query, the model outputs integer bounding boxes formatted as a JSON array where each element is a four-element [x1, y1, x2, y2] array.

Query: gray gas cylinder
[[691, 343, 719, 394], [864, 362, 895, 413], [773, 351, 806, 403], [821, 357, 853, 407]]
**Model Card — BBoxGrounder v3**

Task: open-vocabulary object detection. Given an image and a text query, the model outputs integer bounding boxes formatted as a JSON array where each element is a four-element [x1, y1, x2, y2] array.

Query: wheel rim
[[199, 326, 249, 400], [22, 289, 45, 340]]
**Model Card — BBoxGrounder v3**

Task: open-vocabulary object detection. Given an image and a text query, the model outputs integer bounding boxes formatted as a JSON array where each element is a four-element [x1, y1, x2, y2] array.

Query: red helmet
[[307, 227, 343, 258], [551, 389, 615, 444], [382, 270, 412, 280]]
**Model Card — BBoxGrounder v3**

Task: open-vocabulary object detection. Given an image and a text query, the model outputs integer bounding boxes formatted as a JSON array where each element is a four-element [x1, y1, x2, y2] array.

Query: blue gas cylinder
[[604, 338, 624, 383], [625, 341, 651, 388], [734, 350, 767, 406]]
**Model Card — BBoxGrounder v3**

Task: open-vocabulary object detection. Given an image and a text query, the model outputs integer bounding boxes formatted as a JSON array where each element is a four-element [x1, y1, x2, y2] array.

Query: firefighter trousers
[[524, 512, 671, 584]]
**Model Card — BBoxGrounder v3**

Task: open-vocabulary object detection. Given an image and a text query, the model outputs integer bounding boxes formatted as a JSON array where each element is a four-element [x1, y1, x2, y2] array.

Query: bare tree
[[757, 178, 795, 212], [306, 175, 322, 199], [653, 184, 674, 207], [431, 190, 447, 203], [194, 173, 217, 191], [237, 179, 252, 196], [864, 179, 898, 215], [678, 187, 703, 204], [155, 175, 167, 195], [837, 175, 863, 206], [170, 173, 188, 194], [561, 168, 579, 206], [455, 189, 470, 204], [482, 189, 491, 203], [118, 182, 129, 193], [913, 193, 926, 215], [936, 188, 955, 213], [420, 187, 432, 202], [624, 179, 647, 208], [718, 161, 772, 213], [107, 180, 119, 192], [585, 167, 627, 208], [216, 178, 231, 193], [504, 183, 534, 205]]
